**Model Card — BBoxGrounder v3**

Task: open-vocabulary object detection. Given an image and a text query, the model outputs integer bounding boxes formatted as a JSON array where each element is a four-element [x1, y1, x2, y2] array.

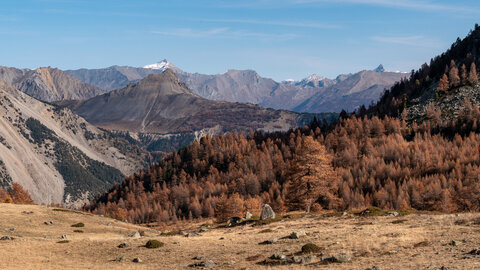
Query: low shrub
[[301, 243, 322, 254], [145, 240, 164, 249]]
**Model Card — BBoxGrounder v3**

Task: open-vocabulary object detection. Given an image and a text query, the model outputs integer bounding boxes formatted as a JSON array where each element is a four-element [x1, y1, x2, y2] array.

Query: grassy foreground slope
[[1, 203, 480, 269]]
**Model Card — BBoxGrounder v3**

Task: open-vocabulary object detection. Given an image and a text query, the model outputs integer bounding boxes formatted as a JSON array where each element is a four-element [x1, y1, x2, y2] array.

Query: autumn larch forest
[[85, 25, 480, 225]]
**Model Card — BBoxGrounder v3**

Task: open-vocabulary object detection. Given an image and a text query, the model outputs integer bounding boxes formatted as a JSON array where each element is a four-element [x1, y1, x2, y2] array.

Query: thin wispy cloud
[[151, 28, 297, 40], [151, 28, 229, 38], [292, 0, 479, 14], [196, 18, 341, 29], [371, 35, 440, 48]]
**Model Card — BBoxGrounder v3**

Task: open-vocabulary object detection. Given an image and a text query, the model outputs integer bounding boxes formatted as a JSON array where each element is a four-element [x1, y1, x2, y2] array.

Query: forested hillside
[[86, 25, 480, 225], [86, 103, 480, 223]]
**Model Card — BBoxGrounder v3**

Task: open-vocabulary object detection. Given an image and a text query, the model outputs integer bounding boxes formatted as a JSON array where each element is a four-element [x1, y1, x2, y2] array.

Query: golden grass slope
[[0, 203, 480, 269]]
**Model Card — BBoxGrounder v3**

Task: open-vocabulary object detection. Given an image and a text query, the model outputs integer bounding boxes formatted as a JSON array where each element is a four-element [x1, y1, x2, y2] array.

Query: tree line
[[85, 99, 480, 223]]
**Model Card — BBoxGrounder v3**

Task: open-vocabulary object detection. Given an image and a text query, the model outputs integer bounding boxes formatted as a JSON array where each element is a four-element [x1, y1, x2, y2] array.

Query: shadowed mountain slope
[[60, 69, 304, 134]]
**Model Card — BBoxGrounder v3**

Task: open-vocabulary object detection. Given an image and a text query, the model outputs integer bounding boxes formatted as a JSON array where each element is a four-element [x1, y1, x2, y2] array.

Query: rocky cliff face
[[0, 66, 105, 102], [0, 80, 146, 206]]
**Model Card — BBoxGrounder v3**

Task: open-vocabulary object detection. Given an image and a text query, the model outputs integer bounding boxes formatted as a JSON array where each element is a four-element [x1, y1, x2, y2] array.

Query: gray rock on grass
[[260, 204, 275, 220], [290, 230, 306, 239]]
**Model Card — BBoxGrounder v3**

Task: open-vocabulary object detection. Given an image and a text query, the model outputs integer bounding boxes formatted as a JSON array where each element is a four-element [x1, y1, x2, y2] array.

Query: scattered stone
[[228, 217, 244, 227], [259, 238, 277, 245], [22, 211, 33, 214], [192, 256, 203, 260], [179, 231, 188, 236], [450, 240, 461, 246], [113, 256, 125, 262], [323, 253, 351, 263], [44, 221, 55, 225], [128, 231, 141, 238], [341, 211, 348, 216], [245, 211, 253, 219], [301, 243, 322, 253], [9, 228, 16, 232], [199, 227, 208, 232], [290, 230, 306, 239], [201, 260, 216, 267], [117, 242, 130, 248], [186, 232, 200, 237], [292, 256, 303, 264], [387, 211, 399, 217], [145, 240, 164, 248], [132, 258, 142, 263], [260, 204, 275, 220], [0, 236, 12, 240], [366, 266, 382, 270], [60, 234, 68, 239], [219, 237, 225, 240], [270, 253, 287, 260], [464, 238, 473, 243], [302, 255, 317, 263], [226, 261, 235, 265], [190, 260, 215, 268], [468, 249, 480, 255]]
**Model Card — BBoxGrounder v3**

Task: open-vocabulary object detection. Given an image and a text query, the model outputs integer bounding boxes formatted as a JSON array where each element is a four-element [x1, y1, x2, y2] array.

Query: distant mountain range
[[59, 69, 305, 135], [65, 60, 407, 113]]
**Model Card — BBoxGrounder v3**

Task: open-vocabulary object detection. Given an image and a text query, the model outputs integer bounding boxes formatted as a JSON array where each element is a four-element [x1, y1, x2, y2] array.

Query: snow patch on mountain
[[143, 59, 172, 71]]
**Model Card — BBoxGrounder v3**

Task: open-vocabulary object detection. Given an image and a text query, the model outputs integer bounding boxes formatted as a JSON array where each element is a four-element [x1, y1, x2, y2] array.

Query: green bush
[[71, 222, 85, 227], [145, 240, 164, 249]]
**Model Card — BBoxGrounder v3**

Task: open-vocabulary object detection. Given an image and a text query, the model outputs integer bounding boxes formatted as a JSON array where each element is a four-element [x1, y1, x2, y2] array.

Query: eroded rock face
[[0, 81, 146, 205], [260, 204, 275, 220]]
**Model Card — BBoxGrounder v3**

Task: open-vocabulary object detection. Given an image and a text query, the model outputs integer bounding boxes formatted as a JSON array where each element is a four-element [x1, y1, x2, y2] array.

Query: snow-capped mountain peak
[[143, 59, 172, 71], [281, 79, 296, 84], [373, 64, 386, 72], [303, 74, 325, 82]]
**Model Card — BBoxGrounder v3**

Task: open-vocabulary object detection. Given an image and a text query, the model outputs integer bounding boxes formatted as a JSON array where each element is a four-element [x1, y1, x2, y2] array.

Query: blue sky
[[1, 0, 479, 81]]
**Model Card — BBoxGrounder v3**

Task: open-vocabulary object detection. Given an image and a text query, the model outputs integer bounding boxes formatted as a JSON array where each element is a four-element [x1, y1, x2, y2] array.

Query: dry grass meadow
[[1, 203, 480, 269]]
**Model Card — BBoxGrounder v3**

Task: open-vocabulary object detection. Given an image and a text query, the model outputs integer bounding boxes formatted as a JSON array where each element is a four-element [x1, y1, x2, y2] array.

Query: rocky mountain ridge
[[59, 69, 305, 135], [0, 80, 146, 206], [65, 62, 406, 113], [0, 66, 105, 102]]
